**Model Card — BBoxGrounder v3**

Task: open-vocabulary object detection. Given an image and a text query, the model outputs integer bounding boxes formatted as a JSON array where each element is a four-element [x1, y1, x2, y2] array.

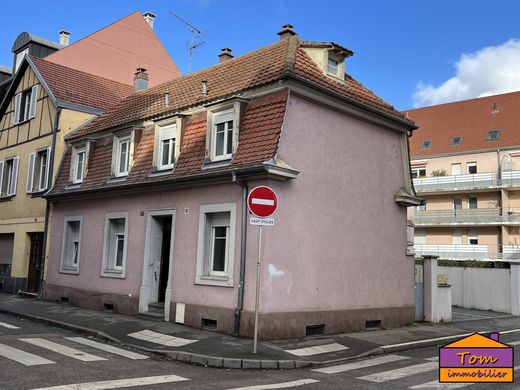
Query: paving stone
[[223, 358, 242, 369], [278, 360, 296, 369], [242, 359, 261, 369], [260, 360, 278, 369]]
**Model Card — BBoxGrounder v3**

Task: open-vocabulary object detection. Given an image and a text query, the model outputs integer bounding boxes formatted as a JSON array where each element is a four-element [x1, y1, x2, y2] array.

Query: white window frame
[[158, 124, 176, 170], [60, 216, 83, 274], [195, 203, 236, 287], [451, 163, 462, 175], [211, 109, 234, 162], [37, 148, 49, 191], [327, 56, 339, 76], [411, 167, 426, 178], [0, 157, 19, 197], [101, 212, 129, 278], [468, 230, 478, 245], [115, 136, 131, 177], [13, 85, 38, 125], [72, 146, 86, 184]]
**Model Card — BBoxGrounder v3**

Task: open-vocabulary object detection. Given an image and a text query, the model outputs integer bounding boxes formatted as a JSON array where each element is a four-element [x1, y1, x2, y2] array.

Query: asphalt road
[[1, 313, 520, 390]]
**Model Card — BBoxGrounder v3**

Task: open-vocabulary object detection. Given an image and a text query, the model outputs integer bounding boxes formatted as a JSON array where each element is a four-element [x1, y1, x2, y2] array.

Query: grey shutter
[[44, 146, 52, 190], [0, 161, 4, 197], [29, 85, 38, 119], [26, 152, 35, 193], [13, 93, 21, 125], [10, 157, 20, 195]]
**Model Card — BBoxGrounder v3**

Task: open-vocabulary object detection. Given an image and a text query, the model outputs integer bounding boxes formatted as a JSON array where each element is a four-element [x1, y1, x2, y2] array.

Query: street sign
[[250, 217, 274, 226], [247, 186, 278, 218]]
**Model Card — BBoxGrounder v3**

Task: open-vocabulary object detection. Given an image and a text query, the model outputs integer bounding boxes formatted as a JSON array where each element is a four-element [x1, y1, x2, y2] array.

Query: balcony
[[414, 208, 502, 225], [501, 171, 520, 188], [414, 244, 520, 261], [413, 172, 498, 193]]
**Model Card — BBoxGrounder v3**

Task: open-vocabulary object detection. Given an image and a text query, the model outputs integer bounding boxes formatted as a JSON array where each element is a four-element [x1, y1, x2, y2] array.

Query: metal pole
[[253, 225, 262, 354]]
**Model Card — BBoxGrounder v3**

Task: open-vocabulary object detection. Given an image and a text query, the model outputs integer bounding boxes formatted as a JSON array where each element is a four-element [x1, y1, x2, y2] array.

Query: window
[[14, 48, 28, 72], [0, 233, 14, 277], [452, 231, 463, 245], [453, 197, 462, 210], [451, 163, 461, 175], [196, 203, 236, 287], [27, 148, 51, 193], [467, 162, 477, 174], [468, 196, 478, 209], [211, 109, 234, 161], [101, 213, 128, 277], [72, 147, 86, 184], [60, 217, 82, 273], [327, 57, 339, 76], [468, 231, 478, 245], [0, 157, 20, 197], [487, 130, 500, 141], [420, 140, 432, 149], [115, 136, 131, 176], [13, 86, 38, 124], [411, 168, 426, 178], [450, 136, 463, 145], [158, 124, 176, 170]]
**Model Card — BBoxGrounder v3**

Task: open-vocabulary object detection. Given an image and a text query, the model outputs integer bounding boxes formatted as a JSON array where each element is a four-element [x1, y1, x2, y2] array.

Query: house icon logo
[[439, 332, 513, 383]]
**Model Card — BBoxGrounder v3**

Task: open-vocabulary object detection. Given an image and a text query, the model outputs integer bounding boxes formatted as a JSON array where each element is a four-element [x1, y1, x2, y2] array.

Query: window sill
[[149, 168, 174, 177], [195, 275, 233, 288], [14, 118, 32, 126], [201, 158, 233, 170], [0, 196, 13, 202], [64, 183, 82, 190], [59, 267, 79, 275], [30, 190, 47, 197], [101, 269, 125, 279], [106, 176, 128, 184]]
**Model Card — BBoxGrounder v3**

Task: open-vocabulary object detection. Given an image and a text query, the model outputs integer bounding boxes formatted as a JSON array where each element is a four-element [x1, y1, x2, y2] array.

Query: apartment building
[[407, 91, 520, 262]]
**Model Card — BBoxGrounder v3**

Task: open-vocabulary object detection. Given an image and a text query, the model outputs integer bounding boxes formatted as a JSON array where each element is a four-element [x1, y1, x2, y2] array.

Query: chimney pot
[[134, 67, 149, 91], [218, 48, 234, 63], [277, 24, 296, 40], [201, 79, 208, 97], [143, 12, 156, 29], [59, 30, 71, 46]]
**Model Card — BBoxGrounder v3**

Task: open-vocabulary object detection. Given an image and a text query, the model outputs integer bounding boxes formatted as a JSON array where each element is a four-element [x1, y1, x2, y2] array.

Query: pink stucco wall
[[244, 93, 414, 314]]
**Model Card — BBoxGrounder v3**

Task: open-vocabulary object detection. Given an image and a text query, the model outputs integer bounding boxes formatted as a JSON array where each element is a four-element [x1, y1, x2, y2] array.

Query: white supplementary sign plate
[[250, 217, 274, 226]]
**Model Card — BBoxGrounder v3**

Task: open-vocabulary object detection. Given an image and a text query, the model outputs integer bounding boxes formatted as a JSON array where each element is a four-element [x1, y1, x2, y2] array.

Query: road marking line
[[425, 356, 439, 361], [226, 379, 319, 390], [312, 354, 410, 374], [507, 340, 520, 345], [0, 342, 55, 366], [251, 198, 274, 206], [65, 337, 148, 360], [285, 343, 348, 357], [20, 338, 107, 362], [409, 381, 470, 389], [357, 361, 438, 383], [29, 374, 189, 390], [0, 321, 20, 329], [127, 329, 197, 347]]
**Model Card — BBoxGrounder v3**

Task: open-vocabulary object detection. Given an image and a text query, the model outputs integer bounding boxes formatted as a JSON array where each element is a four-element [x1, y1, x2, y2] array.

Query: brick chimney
[[218, 48, 234, 63], [277, 24, 296, 40], [134, 68, 149, 91], [59, 31, 71, 46], [143, 12, 156, 29]]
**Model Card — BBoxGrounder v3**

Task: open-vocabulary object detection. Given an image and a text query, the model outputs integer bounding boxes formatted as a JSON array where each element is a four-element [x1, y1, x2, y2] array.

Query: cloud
[[413, 39, 520, 107]]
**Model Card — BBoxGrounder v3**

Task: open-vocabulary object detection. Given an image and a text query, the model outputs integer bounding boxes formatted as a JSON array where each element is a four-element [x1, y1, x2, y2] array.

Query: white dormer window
[[116, 136, 131, 177], [327, 57, 339, 76], [13, 85, 38, 124], [212, 109, 234, 161], [72, 147, 86, 183], [158, 124, 176, 170]]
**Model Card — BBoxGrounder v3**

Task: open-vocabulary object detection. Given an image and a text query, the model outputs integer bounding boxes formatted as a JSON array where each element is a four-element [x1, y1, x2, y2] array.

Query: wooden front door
[[27, 233, 43, 293]]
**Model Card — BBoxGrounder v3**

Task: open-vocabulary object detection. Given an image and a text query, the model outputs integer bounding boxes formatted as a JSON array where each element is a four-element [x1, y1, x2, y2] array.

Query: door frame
[[139, 208, 176, 321]]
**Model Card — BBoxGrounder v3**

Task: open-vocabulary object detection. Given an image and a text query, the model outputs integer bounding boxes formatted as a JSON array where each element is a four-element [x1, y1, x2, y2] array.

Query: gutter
[[38, 107, 61, 298], [232, 172, 248, 336]]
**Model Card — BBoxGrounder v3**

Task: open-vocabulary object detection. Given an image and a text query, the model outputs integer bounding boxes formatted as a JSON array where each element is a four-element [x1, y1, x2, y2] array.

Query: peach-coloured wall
[[423, 193, 500, 210], [412, 151, 498, 176], [418, 227, 500, 246]]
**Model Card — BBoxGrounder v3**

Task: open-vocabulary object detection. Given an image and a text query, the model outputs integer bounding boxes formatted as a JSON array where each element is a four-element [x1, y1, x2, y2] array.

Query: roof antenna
[[169, 11, 206, 73]]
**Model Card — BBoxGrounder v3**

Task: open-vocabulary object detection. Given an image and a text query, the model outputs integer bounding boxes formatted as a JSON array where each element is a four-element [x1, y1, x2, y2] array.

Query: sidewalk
[[1, 293, 520, 370]]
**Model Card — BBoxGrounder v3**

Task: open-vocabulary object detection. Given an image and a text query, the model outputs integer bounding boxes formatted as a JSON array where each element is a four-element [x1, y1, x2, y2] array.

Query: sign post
[[247, 186, 278, 354]]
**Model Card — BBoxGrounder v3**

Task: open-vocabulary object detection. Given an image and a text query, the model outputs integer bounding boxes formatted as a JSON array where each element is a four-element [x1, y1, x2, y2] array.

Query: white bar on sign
[[250, 217, 274, 226], [251, 198, 274, 206]]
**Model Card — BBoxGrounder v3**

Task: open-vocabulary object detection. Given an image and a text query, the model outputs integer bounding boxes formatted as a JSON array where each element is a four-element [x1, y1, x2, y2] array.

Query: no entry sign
[[247, 186, 278, 218]]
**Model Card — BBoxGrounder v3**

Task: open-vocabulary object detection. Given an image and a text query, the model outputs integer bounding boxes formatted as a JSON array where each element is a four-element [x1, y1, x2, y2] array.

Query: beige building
[[406, 91, 520, 262]]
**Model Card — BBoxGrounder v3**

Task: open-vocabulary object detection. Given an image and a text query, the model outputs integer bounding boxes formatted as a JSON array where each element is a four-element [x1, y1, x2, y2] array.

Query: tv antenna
[[169, 11, 206, 73]]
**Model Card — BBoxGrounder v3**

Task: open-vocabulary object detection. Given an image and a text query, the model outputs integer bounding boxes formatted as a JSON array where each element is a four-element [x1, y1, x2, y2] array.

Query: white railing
[[501, 171, 520, 188], [414, 208, 502, 225], [414, 244, 520, 261], [413, 173, 498, 192]]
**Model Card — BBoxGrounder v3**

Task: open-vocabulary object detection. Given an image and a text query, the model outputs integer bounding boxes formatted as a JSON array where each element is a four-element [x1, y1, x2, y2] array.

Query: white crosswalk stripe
[[29, 374, 189, 390], [285, 343, 348, 357], [127, 329, 197, 347], [312, 354, 410, 374], [357, 361, 439, 383], [226, 379, 319, 390], [0, 342, 55, 366], [0, 321, 20, 329], [507, 340, 520, 345], [20, 338, 107, 362], [409, 381, 470, 389], [65, 337, 148, 360]]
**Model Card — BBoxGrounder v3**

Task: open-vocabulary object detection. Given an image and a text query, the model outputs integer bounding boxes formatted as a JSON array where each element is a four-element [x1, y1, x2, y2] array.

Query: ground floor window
[[60, 217, 82, 273], [0, 233, 14, 277], [101, 212, 129, 278]]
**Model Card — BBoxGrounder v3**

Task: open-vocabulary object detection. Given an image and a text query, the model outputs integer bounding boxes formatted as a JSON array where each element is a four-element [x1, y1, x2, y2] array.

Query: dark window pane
[[116, 236, 124, 267], [162, 140, 170, 166], [216, 130, 224, 156], [212, 226, 227, 272]]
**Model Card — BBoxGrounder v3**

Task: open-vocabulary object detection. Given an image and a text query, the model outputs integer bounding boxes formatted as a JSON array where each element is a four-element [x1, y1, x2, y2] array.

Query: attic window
[[450, 136, 463, 146], [487, 130, 500, 141], [327, 57, 339, 76], [420, 140, 432, 149]]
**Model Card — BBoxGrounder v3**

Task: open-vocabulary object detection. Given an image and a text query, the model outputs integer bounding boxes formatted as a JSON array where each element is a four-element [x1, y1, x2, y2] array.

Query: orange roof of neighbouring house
[[406, 91, 520, 158], [443, 333, 510, 348], [45, 11, 181, 87]]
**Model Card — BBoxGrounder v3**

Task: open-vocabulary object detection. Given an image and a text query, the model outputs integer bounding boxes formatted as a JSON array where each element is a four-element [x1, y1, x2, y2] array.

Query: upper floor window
[[0, 157, 20, 198], [450, 136, 463, 146], [420, 140, 432, 149], [327, 57, 339, 76], [212, 109, 234, 161], [115, 135, 131, 177], [14, 48, 29, 72], [158, 124, 176, 170], [467, 162, 477, 174], [411, 167, 426, 178], [72, 147, 86, 184], [13, 85, 38, 125], [487, 130, 500, 141], [26, 147, 51, 193]]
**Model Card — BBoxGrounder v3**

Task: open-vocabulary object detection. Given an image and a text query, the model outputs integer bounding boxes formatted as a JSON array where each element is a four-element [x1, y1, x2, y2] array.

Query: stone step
[[138, 311, 164, 321]]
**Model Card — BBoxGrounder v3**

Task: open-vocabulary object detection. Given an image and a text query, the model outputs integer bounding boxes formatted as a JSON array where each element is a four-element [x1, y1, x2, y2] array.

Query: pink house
[[44, 26, 420, 340]]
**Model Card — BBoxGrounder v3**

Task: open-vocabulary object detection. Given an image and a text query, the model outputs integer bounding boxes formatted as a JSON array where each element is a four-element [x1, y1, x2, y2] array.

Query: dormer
[[301, 41, 353, 81], [152, 116, 186, 172], [109, 128, 142, 179]]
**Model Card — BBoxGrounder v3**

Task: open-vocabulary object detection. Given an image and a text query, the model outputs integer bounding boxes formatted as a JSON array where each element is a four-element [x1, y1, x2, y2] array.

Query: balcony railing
[[414, 244, 520, 261], [414, 208, 502, 225], [501, 171, 520, 188], [413, 173, 498, 192]]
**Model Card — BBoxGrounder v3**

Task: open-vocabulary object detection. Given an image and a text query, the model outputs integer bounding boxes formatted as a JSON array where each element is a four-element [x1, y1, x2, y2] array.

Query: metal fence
[[413, 244, 520, 261]]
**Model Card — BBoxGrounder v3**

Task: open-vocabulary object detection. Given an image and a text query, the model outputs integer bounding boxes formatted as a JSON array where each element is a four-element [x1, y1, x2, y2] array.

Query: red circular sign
[[247, 186, 278, 218]]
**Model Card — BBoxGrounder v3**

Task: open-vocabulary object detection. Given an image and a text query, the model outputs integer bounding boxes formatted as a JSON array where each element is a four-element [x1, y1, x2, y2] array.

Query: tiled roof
[[50, 91, 288, 196], [406, 91, 520, 158], [68, 35, 411, 141], [30, 56, 134, 112]]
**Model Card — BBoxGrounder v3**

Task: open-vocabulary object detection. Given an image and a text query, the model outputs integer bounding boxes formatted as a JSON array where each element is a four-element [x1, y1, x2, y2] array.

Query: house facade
[[44, 26, 419, 339], [407, 91, 520, 262]]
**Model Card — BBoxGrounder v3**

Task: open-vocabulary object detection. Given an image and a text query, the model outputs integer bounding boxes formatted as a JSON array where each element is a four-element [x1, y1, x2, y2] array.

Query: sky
[[2, 0, 520, 110]]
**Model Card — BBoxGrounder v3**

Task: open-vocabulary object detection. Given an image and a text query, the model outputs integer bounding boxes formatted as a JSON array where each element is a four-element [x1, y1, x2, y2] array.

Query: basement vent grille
[[104, 303, 114, 312], [61, 297, 69, 304], [201, 318, 217, 330], [365, 320, 382, 330], [306, 324, 325, 336]]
